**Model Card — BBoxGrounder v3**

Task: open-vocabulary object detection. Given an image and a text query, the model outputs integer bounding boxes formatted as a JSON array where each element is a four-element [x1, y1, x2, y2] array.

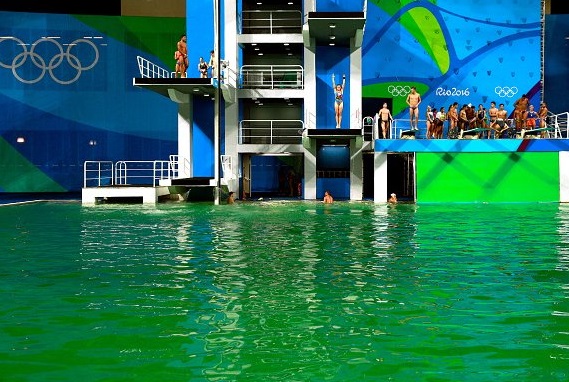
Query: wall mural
[[0, 12, 183, 192], [362, 0, 542, 123]]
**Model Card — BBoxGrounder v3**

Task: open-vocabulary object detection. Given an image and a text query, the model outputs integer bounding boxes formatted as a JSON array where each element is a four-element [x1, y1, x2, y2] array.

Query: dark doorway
[[387, 153, 415, 202], [362, 152, 374, 199]]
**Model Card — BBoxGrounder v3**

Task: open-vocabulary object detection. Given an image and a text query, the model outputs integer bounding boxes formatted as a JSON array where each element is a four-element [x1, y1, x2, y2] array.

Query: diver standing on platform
[[406, 86, 421, 130], [332, 73, 346, 129], [175, 34, 188, 78]]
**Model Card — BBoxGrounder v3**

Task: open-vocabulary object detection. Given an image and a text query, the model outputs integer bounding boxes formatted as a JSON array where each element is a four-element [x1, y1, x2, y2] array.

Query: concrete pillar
[[374, 152, 388, 202], [303, 141, 317, 200], [168, 89, 192, 177], [350, 138, 363, 200], [349, 42, 362, 130], [304, 47, 316, 129]]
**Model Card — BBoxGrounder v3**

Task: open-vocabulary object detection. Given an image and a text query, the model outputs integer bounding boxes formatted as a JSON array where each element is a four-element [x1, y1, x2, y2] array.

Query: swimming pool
[[1, 201, 568, 381]]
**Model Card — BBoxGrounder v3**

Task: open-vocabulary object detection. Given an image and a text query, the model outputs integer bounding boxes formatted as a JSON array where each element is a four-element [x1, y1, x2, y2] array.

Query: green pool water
[[1, 201, 568, 381]]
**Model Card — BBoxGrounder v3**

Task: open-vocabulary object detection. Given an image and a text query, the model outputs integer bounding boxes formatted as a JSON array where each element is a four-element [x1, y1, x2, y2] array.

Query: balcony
[[239, 119, 304, 144], [240, 10, 303, 34], [240, 65, 303, 89]]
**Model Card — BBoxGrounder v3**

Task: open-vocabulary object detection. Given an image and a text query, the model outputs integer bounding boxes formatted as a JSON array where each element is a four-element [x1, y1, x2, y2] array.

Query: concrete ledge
[[82, 186, 171, 204]]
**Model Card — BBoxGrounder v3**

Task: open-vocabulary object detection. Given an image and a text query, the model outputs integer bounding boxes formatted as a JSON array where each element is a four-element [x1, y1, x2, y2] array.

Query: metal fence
[[239, 120, 304, 144], [240, 65, 303, 89]]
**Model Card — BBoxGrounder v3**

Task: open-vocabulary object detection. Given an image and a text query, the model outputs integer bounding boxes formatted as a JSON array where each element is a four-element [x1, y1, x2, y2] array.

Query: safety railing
[[305, 111, 316, 130], [136, 56, 173, 78], [239, 119, 304, 144], [114, 161, 172, 186], [84, 161, 114, 188], [548, 111, 569, 138], [240, 65, 303, 89], [168, 155, 191, 178], [240, 10, 303, 34], [389, 115, 569, 139]]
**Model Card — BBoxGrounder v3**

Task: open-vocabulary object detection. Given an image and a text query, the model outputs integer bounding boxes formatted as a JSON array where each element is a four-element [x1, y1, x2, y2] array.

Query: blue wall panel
[[316, 178, 350, 200], [316, 0, 366, 12], [362, 0, 542, 121], [316, 46, 350, 129], [544, 15, 569, 113], [0, 12, 179, 192], [192, 97, 215, 177]]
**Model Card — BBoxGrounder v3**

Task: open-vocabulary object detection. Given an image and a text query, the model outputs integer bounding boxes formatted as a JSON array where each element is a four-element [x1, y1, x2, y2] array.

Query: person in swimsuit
[[332, 74, 346, 129], [198, 57, 208, 78], [208, 50, 216, 78], [434, 107, 445, 139], [447, 103, 458, 138], [458, 104, 468, 132], [476, 104, 487, 138], [426, 106, 434, 139], [494, 103, 509, 138], [525, 105, 538, 129], [175, 34, 188, 78], [488, 101, 498, 138], [378, 103, 393, 138], [388, 193, 398, 203], [323, 190, 334, 204], [513, 94, 529, 130], [538, 102, 549, 128], [406, 86, 421, 130]]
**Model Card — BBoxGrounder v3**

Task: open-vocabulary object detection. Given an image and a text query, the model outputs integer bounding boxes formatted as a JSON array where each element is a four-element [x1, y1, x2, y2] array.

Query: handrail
[[548, 111, 569, 138], [84, 161, 114, 188], [239, 119, 304, 144], [169, 155, 192, 178], [305, 111, 316, 130], [240, 65, 303, 89], [136, 56, 173, 78], [240, 10, 303, 34], [115, 160, 171, 186], [389, 115, 569, 139]]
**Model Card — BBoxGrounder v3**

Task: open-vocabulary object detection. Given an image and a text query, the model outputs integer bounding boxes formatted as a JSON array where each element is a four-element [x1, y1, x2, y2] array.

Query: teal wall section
[[416, 152, 560, 203]]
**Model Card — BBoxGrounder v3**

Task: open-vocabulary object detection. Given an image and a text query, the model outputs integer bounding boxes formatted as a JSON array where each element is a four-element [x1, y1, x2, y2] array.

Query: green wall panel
[[0, 138, 66, 193], [416, 152, 559, 203]]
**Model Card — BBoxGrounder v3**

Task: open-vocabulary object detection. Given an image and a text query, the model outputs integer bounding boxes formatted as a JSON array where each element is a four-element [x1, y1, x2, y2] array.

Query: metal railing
[[169, 155, 191, 178], [240, 10, 302, 34], [305, 111, 316, 130], [84, 161, 114, 188], [389, 114, 569, 139], [83, 160, 175, 188], [239, 119, 304, 144], [136, 56, 173, 78], [548, 111, 569, 138], [240, 65, 303, 89], [115, 161, 171, 186]]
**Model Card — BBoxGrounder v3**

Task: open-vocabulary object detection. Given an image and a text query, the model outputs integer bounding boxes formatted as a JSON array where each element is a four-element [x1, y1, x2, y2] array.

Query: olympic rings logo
[[388, 85, 411, 97], [0, 37, 99, 85], [494, 86, 518, 98]]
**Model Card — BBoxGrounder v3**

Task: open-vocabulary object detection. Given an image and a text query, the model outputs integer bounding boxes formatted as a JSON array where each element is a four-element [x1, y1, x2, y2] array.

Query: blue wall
[[362, 0, 542, 120], [544, 14, 569, 113], [316, 0, 366, 12], [316, 46, 350, 128], [0, 11, 179, 192]]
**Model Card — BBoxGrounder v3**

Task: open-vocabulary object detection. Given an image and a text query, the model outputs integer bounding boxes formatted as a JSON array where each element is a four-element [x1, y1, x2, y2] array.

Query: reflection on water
[[0, 202, 568, 381]]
